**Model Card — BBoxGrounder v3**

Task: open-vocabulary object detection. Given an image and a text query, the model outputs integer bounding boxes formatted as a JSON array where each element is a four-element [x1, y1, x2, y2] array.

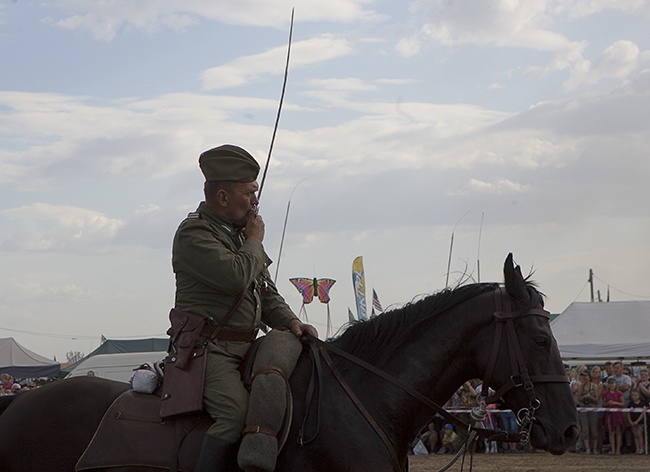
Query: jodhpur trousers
[[203, 339, 250, 443]]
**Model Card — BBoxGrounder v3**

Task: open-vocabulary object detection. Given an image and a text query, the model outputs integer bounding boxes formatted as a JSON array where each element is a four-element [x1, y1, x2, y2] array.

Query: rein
[[299, 286, 568, 471], [304, 334, 504, 441]]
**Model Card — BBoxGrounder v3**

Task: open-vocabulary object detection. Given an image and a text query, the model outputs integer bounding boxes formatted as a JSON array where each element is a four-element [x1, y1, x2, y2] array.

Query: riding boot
[[195, 434, 238, 472]]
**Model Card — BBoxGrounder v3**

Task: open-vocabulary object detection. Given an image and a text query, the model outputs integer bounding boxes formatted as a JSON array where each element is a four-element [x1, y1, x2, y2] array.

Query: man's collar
[[197, 201, 241, 234]]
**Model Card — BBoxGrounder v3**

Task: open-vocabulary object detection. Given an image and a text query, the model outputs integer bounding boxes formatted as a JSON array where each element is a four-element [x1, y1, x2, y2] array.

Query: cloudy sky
[[1, 0, 649, 362]]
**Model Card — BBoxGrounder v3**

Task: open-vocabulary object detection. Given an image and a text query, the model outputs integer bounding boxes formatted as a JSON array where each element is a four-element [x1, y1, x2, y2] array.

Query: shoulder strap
[[203, 290, 247, 340]]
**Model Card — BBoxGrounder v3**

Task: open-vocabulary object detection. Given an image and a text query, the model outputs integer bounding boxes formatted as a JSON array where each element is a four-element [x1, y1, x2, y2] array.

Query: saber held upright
[[257, 7, 294, 202]]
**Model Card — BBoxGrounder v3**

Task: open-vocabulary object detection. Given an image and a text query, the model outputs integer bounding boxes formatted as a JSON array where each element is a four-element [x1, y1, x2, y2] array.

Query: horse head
[[477, 253, 578, 454]]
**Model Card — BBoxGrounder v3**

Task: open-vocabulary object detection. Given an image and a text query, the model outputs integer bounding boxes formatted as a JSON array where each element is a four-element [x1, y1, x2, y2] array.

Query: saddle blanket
[[76, 390, 211, 471]]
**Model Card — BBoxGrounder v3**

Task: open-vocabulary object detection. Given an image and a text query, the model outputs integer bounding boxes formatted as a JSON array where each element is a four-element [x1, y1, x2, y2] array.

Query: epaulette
[[186, 211, 201, 219]]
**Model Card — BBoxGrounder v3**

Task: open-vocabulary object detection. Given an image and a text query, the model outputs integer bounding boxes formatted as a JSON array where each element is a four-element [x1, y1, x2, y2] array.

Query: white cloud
[[0, 91, 296, 188], [375, 78, 420, 85], [50, 0, 383, 41], [557, 0, 649, 19], [530, 40, 589, 74], [135, 204, 161, 215], [54, 3, 198, 41], [417, 0, 570, 51], [1, 277, 93, 303], [487, 81, 505, 90], [1, 203, 124, 252], [449, 178, 528, 196], [410, 1, 645, 94], [563, 40, 640, 91], [395, 36, 421, 58], [308, 77, 378, 93], [201, 36, 354, 90]]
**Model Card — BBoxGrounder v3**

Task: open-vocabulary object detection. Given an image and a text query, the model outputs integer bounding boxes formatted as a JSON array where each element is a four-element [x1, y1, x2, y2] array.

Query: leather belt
[[201, 324, 258, 342]]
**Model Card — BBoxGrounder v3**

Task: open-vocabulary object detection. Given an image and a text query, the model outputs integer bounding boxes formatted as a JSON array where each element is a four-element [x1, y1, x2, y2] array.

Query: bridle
[[479, 287, 569, 444], [299, 285, 569, 471]]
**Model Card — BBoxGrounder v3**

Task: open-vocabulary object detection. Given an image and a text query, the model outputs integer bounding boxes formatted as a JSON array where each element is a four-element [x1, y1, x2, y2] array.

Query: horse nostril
[[565, 425, 580, 446]]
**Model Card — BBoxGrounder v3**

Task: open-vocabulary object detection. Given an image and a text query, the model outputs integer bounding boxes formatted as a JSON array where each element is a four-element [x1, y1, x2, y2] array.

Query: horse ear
[[503, 253, 530, 303]]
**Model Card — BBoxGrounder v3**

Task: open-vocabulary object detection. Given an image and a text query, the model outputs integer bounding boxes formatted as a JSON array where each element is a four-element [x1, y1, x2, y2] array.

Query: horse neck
[[349, 292, 494, 450], [409, 299, 491, 395]]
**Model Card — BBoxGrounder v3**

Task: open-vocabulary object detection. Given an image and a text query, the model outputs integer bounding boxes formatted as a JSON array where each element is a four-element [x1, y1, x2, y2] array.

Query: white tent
[[551, 301, 650, 362], [0, 337, 60, 378], [65, 351, 165, 383], [60, 338, 168, 377]]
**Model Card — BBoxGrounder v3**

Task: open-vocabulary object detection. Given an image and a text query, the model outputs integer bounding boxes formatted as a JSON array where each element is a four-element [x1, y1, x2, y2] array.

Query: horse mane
[[329, 282, 500, 363]]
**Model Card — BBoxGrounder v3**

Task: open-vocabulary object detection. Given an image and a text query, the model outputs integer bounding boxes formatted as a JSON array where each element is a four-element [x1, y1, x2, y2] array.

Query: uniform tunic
[[172, 201, 297, 442]]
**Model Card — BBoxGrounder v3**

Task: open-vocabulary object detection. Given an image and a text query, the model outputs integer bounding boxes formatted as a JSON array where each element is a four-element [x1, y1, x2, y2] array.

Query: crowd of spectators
[[0, 373, 24, 396], [411, 361, 650, 456], [570, 361, 649, 455], [411, 379, 527, 455]]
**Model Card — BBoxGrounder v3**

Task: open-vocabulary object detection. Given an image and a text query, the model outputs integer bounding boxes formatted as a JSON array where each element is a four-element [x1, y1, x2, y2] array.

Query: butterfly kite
[[290, 277, 336, 338]]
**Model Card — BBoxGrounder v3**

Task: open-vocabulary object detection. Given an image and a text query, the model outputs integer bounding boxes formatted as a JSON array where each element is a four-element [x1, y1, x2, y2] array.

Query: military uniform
[[172, 145, 298, 444]]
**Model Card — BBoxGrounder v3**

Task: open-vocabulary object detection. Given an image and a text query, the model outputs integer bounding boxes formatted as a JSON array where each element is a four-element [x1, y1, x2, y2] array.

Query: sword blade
[[258, 7, 295, 201]]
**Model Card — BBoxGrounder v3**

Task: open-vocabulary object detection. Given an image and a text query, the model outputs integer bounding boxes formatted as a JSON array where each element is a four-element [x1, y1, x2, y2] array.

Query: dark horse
[[0, 254, 578, 471]]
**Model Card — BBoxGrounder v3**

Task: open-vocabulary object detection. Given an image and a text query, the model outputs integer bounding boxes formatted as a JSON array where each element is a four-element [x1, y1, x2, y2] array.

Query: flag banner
[[372, 288, 383, 314], [352, 256, 367, 321]]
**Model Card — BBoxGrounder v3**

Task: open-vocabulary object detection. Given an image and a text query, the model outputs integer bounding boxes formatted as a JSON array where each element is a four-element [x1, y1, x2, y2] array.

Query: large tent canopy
[[61, 338, 168, 377], [64, 351, 166, 383], [0, 337, 60, 378], [87, 338, 168, 356], [551, 301, 650, 362]]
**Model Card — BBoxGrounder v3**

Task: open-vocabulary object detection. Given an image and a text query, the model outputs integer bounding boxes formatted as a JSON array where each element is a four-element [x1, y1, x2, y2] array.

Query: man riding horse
[[169, 144, 317, 471]]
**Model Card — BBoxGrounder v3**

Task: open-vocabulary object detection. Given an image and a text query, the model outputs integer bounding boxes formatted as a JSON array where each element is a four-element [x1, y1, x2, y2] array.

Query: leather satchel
[[159, 291, 246, 419], [159, 309, 209, 418]]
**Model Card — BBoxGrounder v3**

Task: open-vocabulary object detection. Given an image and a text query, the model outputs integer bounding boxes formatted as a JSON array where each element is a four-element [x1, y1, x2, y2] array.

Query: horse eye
[[535, 337, 549, 348]]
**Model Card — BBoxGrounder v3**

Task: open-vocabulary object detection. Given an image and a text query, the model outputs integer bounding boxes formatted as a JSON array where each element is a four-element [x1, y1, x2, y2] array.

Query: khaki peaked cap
[[199, 144, 260, 182]]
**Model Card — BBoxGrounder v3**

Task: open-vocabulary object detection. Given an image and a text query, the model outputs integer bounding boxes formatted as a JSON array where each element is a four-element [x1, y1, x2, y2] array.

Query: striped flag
[[372, 289, 383, 315]]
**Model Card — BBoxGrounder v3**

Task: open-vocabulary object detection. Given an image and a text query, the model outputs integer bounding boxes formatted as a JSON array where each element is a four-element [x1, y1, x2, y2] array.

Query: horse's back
[[0, 377, 130, 471]]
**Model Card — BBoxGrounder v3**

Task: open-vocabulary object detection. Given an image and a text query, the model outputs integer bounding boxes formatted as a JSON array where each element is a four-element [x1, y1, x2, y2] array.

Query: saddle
[[75, 332, 302, 472]]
